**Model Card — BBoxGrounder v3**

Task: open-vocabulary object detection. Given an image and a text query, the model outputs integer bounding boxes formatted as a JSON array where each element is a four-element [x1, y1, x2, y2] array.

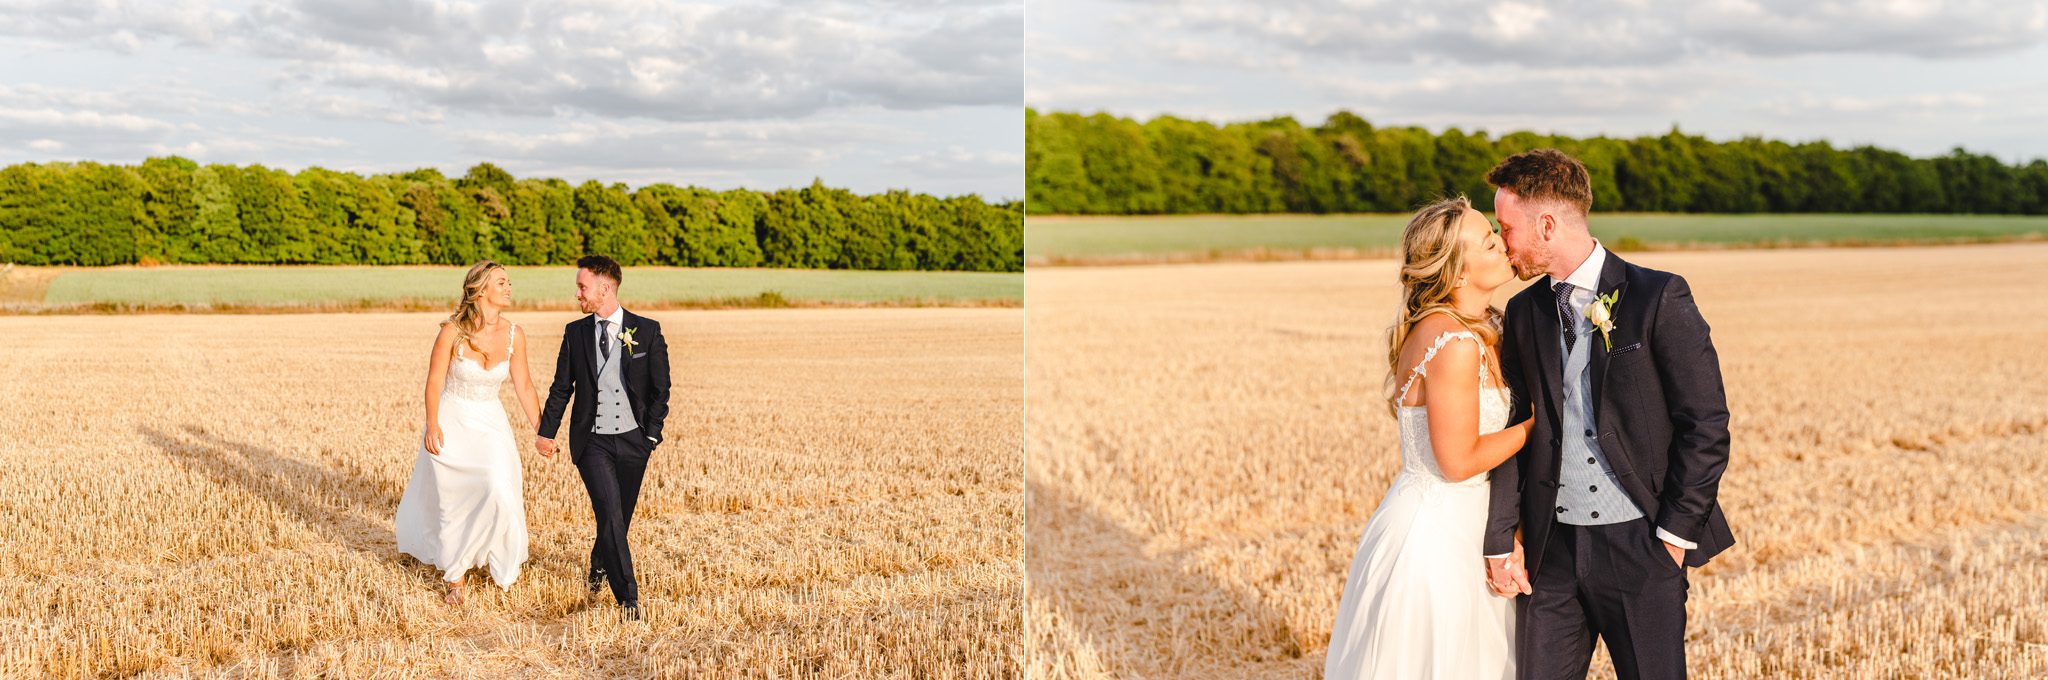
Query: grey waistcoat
[[1553, 284, 1643, 526], [592, 324, 639, 435]]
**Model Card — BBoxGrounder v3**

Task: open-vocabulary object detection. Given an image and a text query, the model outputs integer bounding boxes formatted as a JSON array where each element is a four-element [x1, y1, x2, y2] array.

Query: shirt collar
[[594, 307, 626, 328], [1552, 240, 1607, 293]]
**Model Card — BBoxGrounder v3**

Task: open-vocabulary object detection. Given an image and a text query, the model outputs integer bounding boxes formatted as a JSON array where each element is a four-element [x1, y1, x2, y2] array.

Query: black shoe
[[586, 569, 606, 594], [621, 602, 641, 621]]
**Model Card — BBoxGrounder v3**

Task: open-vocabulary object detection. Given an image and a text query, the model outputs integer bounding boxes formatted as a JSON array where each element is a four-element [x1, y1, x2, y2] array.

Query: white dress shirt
[[593, 307, 626, 358]]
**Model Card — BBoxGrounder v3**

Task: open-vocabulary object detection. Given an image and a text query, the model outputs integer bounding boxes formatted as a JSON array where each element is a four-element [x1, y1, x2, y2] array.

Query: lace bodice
[[1395, 330, 1512, 486], [443, 324, 515, 402]]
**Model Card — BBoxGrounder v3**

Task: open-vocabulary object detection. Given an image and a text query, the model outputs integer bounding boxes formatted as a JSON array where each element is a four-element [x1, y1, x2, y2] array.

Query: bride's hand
[[1486, 556, 1524, 597], [424, 423, 444, 455], [1489, 550, 1532, 597]]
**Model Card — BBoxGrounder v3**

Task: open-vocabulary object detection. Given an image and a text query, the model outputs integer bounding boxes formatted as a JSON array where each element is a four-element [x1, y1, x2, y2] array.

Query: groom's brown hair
[[1486, 148, 1593, 216], [577, 254, 622, 286]]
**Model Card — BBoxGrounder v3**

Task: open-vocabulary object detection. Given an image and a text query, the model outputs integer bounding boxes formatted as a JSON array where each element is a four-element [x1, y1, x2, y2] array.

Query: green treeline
[[0, 159, 1022, 271], [1026, 108, 2048, 216]]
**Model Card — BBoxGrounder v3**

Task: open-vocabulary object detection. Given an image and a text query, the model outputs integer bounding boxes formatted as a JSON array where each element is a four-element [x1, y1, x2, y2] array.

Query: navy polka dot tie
[[1554, 281, 1578, 355]]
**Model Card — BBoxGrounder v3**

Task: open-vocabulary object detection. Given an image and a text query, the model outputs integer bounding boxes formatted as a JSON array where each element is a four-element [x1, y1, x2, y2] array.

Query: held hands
[[424, 424, 444, 455], [534, 436, 556, 460], [1486, 538, 1533, 598]]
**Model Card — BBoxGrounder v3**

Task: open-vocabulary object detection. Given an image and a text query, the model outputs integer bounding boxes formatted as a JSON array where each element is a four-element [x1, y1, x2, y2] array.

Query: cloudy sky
[[1029, 0, 2048, 163], [0, 0, 1022, 198]]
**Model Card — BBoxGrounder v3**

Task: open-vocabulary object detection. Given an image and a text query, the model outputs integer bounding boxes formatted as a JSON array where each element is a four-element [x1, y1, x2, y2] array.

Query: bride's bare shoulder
[[1399, 313, 1482, 374], [1406, 312, 1474, 348]]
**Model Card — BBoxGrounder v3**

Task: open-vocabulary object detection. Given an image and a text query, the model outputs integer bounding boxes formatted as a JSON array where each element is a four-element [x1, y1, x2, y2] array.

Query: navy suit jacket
[[538, 310, 672, 463], [1484, 253, 1736, 572]]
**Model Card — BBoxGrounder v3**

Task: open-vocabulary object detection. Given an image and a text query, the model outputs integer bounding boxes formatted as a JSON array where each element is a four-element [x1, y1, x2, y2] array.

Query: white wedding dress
[[1325, 330, 1516, 679], [395, 324, 529, 587]]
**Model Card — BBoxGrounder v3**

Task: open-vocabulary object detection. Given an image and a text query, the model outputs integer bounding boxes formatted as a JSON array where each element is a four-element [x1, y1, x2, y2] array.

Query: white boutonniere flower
[[619, 327, 639, 352], [1584, 290, 1621, 351]]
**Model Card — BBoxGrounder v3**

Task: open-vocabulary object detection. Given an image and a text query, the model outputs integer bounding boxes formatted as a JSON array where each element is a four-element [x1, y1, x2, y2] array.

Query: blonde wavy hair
[[443, 260, 505, 350], [1383, 196, 1504, 416]]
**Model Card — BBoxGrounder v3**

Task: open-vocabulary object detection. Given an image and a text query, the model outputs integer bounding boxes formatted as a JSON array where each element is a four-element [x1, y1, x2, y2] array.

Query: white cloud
[[1757, 92, 1993, 118], [1024, 82, 1206, 112], [0, 1, 1023, 197], [289, 91, 447, 125], [0, 0, 1023, 122], [0, 83, 260, 119], [1140, 0, 1695, 68], [1477, 2, 1553, 43], [1316, 66, 1748, 120], [0, 106, 178, 134], [447, 117, 906, 174], [1688, 0, 2048, 59], [147, 141, 213, 156], [1105, 0, 2047, 68], [886, 145, 1024, 180], [1027, 0, 2048, 163], [0, 0, 232, 50]]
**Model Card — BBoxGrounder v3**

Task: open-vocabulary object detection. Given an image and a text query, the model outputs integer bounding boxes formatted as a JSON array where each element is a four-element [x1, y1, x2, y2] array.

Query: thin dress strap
[[1397, 330, 1484, 407], [507, 323, 517, 358]]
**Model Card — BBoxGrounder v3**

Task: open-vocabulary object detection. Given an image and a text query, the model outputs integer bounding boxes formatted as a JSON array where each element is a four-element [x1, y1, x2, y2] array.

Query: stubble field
[[1026, 243, 2048, 678], [0, 307, 1022, 678]]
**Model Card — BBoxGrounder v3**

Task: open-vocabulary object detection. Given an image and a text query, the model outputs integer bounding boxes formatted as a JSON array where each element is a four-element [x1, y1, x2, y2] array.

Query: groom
[[1481, 149, 1734, 679], [536, 254, 671, 621]]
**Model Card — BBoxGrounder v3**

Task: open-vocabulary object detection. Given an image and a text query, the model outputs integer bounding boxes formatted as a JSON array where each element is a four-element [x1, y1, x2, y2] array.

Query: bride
[[395, 260, 543, 605], [1324, 197, 1534, 678]]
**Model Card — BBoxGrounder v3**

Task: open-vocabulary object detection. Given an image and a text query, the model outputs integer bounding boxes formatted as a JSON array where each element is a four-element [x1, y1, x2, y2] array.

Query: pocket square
[[631, 351, 648, 359], [1609, 342, 1643, 356]]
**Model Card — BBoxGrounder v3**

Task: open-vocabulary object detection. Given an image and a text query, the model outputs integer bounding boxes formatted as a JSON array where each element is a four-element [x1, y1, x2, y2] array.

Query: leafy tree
[[1022, 110, 2045, 220], [573, 180, 652, 265], [0, 160, 1019, 271], [136, 156, 197, 263]]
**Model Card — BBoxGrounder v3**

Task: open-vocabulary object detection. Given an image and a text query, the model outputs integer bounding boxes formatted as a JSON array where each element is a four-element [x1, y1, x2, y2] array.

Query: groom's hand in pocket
[[1664, 541, 1685, 569]]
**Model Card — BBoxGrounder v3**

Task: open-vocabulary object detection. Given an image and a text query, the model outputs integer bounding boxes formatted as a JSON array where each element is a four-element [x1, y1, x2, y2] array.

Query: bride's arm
[[422, 324, 458, 455], [1423, 338, 1533, 482], [509, 325, 541, 429]]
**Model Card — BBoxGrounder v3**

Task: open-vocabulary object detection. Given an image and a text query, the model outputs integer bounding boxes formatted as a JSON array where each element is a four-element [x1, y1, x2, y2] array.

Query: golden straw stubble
[[0, 307, 1022, 678]]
